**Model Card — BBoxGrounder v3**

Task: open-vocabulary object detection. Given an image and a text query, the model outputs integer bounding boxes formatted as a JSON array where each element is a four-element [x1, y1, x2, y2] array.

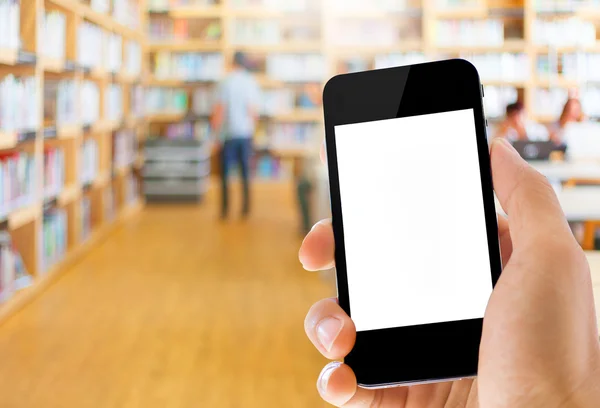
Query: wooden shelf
[[0, 131, 18, 150], [147, 40, 223, 52], [0, 48, 19, 65], [482, 79, 528, 87], [9, 204, 41, 230], [535, 76, 581, 88], [165, 5, 223, 18], [436, 40, 526, 53], [227, 8, 286, 18], [269, 110, 322, 123], [91, 172, 110, 189], [57, 185, 81, 206], [433, 7, 489, 19], [41, 56, 66, 73], [57, 125, 82, 139], [331, 9, 422, 19], [534, 44, 600, 53], [146, 113, 187, 123], [232, 42, 322, 53], [0, 199, 142, 327], [146, 77, 209, 87], [330, 42, 423, 56]]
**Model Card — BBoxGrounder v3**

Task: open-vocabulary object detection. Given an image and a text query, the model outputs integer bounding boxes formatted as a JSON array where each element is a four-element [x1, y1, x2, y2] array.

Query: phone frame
[[322, 59, 503, 388]]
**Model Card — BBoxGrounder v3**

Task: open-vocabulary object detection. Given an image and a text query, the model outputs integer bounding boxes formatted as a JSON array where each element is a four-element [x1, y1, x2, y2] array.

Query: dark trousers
[[221, 138, 252, 217]]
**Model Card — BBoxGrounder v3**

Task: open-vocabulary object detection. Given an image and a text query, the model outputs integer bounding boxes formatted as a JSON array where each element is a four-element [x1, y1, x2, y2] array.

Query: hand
[[299, 138, 600, 407]]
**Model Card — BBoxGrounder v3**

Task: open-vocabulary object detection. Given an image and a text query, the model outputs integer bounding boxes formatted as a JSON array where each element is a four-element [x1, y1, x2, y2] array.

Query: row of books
[[0, 0, 19, 51], [484, 86, 519, 119], [153, 52, 224, 81], [163, 121, 210, 141], [148, 18, 221, 42], [130, 85, 145, 118], [81, 196, 91, 241], [145, 87, 189, 114], [191, 87, 215, 115], [229, 0, 311, 12], [265, 123, 320, 151], [40, 208, 67, 273], [125, 41, 142, 76], [373, 53, 427, 70], [533, 18, 596, 47], [81, 138, 99, 185], [435, 20, 504, 47], [580, 88, 600, 117], [463, 53, 531, 82], [112, 0, 142, 30], [106, 84, 123, 122], [43, 147, 65, 201], [107, 34, 123, 74], [81, 81, 100, 125], [45, 80, 136, 127], [0, 151, 36, 219], [148, 0, 219, 11], [266, 54, 325, 82], [331, 0, 414, 12], [113, 129, 137, 170], [534, 0, 600, 12], [230, 20, 318, 46], [0, 75, 39, 133], [537, 53, 600, 81], [42, 11, 66, 61], [44, 80, 78, 127], [190, 85, 319, 117], [78, 22, 106, 70], [91, 0, 110, 14], [0, 231, 32, 303], [327, 20, 420, 48]]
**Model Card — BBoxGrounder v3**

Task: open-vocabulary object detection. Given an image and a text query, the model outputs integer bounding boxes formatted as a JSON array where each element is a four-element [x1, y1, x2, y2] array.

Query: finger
[[490, 138, 570, 247], [320, 140, 327, 164], [305, 298, 355, 360], [299, 219, 334, 271], [497, 214, 513, 266], [317, 362, 408, 407]]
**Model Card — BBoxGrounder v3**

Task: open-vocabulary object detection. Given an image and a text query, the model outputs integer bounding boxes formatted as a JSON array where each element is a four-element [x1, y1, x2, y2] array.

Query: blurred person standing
[[211, 51, 261, 220], [549, 97, 586, 146]]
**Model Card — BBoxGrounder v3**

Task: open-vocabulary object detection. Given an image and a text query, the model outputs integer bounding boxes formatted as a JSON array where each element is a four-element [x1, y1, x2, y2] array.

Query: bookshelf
[[0, 0, 146, 322], [139, 0, 594, 168]]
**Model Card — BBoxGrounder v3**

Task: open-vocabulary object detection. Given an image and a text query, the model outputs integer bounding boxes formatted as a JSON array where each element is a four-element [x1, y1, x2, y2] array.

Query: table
[[532, 161, 600, 185], [496, 186, 600, 250]]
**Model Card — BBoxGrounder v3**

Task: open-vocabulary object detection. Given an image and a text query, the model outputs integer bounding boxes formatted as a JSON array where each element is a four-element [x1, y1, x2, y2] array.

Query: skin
[[299, 138, 600, 407], [497, 110, 527, 141]]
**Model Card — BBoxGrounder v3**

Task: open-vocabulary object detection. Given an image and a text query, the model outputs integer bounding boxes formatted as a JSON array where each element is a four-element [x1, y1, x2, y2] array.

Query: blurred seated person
[[494, 102, 549, 142], [549, 97, 586, 146]]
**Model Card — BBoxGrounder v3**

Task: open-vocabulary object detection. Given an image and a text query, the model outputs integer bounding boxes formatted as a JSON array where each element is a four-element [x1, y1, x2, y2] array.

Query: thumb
[[490, 138, 570, 247]]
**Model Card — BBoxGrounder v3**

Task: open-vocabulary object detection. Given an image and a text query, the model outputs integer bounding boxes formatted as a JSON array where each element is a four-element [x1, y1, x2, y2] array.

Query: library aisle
[[0, 183, 332, 408]]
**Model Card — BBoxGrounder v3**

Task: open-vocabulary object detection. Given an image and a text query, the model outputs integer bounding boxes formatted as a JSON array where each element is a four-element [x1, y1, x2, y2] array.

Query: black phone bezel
[[322, 59, 503, 387]]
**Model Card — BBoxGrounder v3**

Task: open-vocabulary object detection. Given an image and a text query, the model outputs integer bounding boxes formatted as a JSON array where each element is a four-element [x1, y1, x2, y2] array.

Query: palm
[[378, 380, 478, 407]]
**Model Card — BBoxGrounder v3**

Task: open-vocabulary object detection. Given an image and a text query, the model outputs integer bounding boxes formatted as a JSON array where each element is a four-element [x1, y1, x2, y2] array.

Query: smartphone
[[323, 59, 502, 388]]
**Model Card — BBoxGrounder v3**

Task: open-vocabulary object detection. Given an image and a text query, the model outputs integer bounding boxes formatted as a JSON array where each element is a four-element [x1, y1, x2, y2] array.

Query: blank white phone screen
[[335, 108, 493, 332]]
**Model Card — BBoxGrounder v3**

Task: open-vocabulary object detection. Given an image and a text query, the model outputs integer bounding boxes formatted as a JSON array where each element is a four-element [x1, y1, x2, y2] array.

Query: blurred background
[[1, 0, 600, 406]]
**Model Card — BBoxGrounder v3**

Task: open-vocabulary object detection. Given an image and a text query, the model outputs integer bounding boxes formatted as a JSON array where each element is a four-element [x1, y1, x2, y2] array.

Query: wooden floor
[[0, 183, 333, 408]]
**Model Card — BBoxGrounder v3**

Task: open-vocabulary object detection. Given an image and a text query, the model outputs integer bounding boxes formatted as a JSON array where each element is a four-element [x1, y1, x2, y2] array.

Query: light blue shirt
[[216, 69, 261, 140]]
